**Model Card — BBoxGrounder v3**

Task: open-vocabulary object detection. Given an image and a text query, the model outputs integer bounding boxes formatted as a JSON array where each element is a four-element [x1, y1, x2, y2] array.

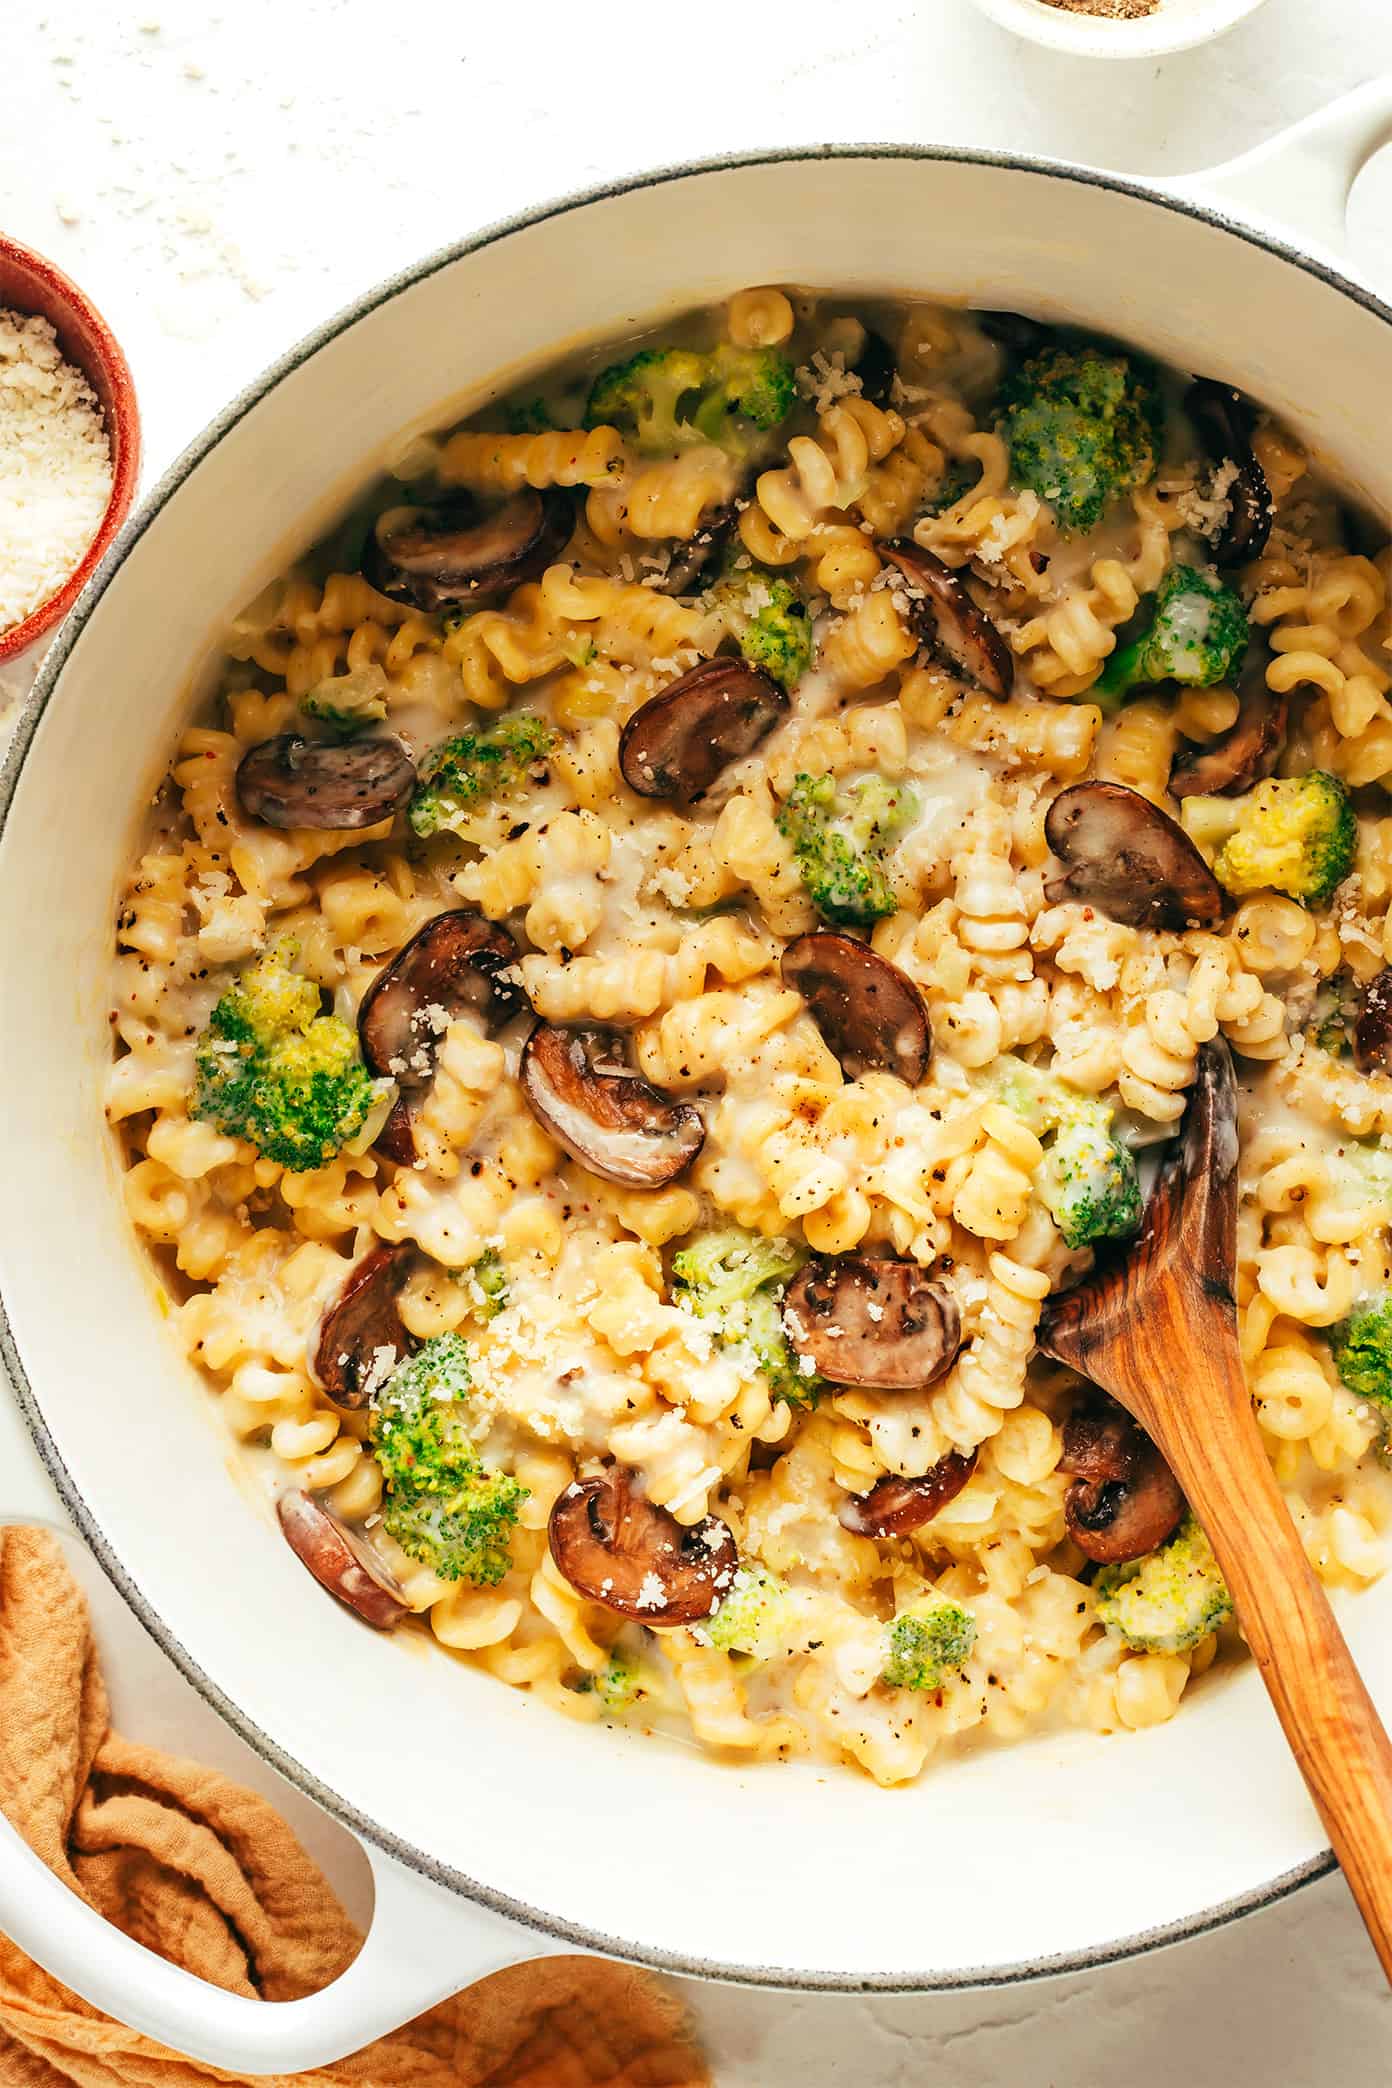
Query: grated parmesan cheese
[[0, 308, 113, 634]]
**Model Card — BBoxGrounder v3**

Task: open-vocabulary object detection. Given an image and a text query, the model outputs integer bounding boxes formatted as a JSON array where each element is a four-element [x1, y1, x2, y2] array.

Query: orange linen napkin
[[0, 1529, 709, 2088]]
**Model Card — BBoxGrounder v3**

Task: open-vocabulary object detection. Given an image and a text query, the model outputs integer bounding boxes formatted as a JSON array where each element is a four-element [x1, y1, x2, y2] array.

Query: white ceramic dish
[[3, 81, 1392, 2080], [968, 0, 1269, 60]]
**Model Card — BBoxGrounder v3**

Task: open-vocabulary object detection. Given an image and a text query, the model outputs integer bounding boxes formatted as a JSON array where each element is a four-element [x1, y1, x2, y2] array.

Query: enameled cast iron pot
[[3, 83, 1392, 2077]]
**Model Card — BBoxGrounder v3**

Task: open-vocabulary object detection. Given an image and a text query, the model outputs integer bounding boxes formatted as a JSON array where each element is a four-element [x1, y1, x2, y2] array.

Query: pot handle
[[1169, 77, 1392, 262]]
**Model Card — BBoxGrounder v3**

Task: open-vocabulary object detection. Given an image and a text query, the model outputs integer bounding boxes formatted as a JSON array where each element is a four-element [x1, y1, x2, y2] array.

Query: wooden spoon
[[1038, 1039, 1392, 1979]]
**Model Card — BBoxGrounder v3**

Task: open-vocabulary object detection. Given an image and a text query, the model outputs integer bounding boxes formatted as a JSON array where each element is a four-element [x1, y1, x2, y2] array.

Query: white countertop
[[4, 1, 1392, 2077]]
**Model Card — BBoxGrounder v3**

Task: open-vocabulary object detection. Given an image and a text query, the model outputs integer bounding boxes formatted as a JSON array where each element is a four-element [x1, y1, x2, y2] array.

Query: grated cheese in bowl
[[0, 307, 114, 636]]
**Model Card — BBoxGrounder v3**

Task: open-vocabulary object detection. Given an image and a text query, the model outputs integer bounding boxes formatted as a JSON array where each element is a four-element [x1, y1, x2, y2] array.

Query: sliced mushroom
[[1170, 661, 1287, 799], [1186, 379, 1275, 569], [367, 489, 572, 612], [1357, 969, 1392, 1075], [838, 1448, 978, 1538], [782, 1258, 961, 1391], [1044, 782, 1224, 929], [781, 933, 931, 1087], [277, 1493, 408, 1629], [359, 912, 525, 1162], [881, 540, 1013, 699], [520, 1023, 704, 1186], [1059, 1396, 1184, 1566], [618, 659, 787, 803], [854, 330, 898, 408], [236, 734, 416, 831], [975, 309, 1053, 362], [654, 500, 738, 596], [548, 1469, 737, 1625], [311, 1242, 412, 1409]]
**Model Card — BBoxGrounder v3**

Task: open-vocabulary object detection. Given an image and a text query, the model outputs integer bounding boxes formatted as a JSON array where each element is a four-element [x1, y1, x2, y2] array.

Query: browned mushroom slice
[[881, 540, 1013, 699], [618, 659, 787, 803], [548, 1469, 737, 1625], [1186, 379, 1275, 569], [358, 912, 525, 1162], [1357, 969, 1392, 1075], [854, 330, 897, 408], [1044, 782, 1224, 930], [236, 734, 416, 831], [782, 1258, 961, 1391], [781, 932, 931, 1086], [277, 1493, 408, 1629], [1170, 671, 1287, 799], [367, 489, 572, 612], [655, 500, 738, 596], [520, 1023, 704, 1186], [975, 309, 1053, 361], [311, 1242, 412, 1409], [1059, 1396, 1184, 1566], [838, 1448, 978, 1538]]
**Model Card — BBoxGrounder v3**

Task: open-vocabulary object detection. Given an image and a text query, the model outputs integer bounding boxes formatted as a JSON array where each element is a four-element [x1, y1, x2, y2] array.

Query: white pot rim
[[4, 135, 1385, 1994]]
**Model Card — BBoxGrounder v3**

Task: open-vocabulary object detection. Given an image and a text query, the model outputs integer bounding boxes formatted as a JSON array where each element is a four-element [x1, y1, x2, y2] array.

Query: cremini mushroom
[[881, 540, 1013, 698], [782, 1257, 961, 1390], [1357, 969, 1392, 1075], [838, 1448, 978, 1538], [655, 500, 737, 596], [236, 734, 416, 831], [975, 309, 1053, 362], [548, 1469, 737, 1624], [854, 330, 897, 408], [367, 489, 572, 611], [618, 658, 787, 803], [1186, 378, 1275, 569], [520, 1023, 705, 1186], [311, 1241, 412, 1410], [780, 932, 931, 1086], [1044, 781, 1224, 929], [1059, 1396, 1184, 1566], [358, 912, 525, 1162], [1170, 659, 1287, 799], [277, 1492, 408, 1629]]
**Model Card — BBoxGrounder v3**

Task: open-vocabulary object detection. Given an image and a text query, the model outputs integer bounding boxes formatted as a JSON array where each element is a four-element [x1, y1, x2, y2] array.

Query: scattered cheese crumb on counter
[[0, 307, 113, 634]]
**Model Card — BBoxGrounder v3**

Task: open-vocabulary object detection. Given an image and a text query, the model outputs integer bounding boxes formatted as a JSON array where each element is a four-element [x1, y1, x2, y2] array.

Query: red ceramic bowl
[[0, 234, 140, 663]]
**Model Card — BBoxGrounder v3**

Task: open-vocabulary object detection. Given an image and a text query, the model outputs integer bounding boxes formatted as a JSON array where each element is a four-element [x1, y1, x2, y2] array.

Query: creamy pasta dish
[[109, 288, 1392, 1786]]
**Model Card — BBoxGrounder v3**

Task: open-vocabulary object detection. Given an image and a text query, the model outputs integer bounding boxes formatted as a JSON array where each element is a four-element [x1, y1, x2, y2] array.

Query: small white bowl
[[969, 0, 1270, 59]]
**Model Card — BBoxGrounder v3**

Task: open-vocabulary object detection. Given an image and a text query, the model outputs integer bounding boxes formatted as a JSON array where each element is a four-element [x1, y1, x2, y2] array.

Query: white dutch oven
[[4, 83, 1392, 2079]]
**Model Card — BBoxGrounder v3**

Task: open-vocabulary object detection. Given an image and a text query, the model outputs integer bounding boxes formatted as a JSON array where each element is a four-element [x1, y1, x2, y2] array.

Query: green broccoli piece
[[300, 664, 390, 736], [1000, 343, 1163, 534], [371, 1334, 526, 1586], [408, 712, 555, 839], [1311, 974, 1358, 1058], [921, 457, 980, 517], [1331, 1295, 1392, 1409], [776, 772, 918, 928], [708, 558, 814, 691], [1211, 772, 1356, 908], [881, 1593, 977, 1692], [585, 1653, 650, 1714], [585, 343, 794, 457], [704, 1568, 794, 1660], [1040, 1115, 1143, 1251], [1094, 564, 1249, 706], [193, 943, 379, 1172], [672, 1226, 819, 1407], [506, 397, 554, 434], [1095, 1516, 1232, 1653], [461, 1247, 509, 1320]]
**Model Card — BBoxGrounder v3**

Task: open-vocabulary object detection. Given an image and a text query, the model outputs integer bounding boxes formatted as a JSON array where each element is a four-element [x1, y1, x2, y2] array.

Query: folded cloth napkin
[[0, 1529, 708, 2088]]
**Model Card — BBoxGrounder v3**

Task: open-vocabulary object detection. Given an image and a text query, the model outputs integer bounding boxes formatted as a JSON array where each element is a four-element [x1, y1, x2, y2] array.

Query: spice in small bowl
[[968, 0, 1271, 56], [1038, 0, 1156, 14]]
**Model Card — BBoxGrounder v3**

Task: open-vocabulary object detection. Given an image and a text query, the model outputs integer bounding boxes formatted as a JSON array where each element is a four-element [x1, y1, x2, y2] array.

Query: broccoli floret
[[1095, 564, 1249, 706], [193, 943, 379, 1172], [1041, 1116, 1143, 1251], [1095, 1515, 1232, 1652], [704, 1568, 794, 1660], [371, 1334, 526, 1586], [408, 712, 555, 839], [300, 664, 389, 736], [1211, 772, 1356, 908], [1311, 973, 1359, 1058], [672, 1226, 819, 1407], [881, 1593, 977, 1692], [585, 1653, 650, 1714], [921, 458, 980, 517], [776, 772, 918, 928], [1331, 1295, 1392, 1409], [708, 559, 813, 691], [1000, 343, 1163, 534], [585, 343, 794, 457], [461, 1247, 508, 1320], [506, 397, 554, 434]]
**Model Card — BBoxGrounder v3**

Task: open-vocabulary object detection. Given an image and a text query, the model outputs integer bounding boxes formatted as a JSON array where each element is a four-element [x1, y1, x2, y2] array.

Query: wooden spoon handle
[[1163, 1360, 1392, 1981]]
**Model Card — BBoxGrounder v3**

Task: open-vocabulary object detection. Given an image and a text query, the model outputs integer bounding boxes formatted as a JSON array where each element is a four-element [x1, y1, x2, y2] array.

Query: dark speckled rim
[[2, 138, 1379, 1994]]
